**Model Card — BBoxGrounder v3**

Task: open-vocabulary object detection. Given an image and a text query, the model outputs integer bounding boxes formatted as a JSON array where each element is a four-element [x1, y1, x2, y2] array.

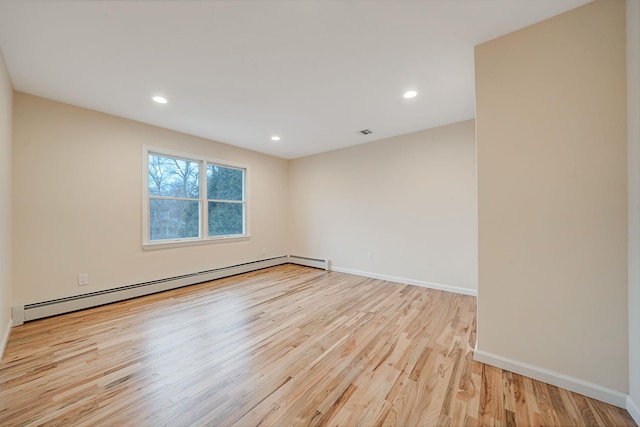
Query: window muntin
[[144, 148, 248, 247]]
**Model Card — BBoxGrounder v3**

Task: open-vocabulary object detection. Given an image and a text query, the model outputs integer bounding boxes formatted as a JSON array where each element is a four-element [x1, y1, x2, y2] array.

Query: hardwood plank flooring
[[0, 265, 635, 426]]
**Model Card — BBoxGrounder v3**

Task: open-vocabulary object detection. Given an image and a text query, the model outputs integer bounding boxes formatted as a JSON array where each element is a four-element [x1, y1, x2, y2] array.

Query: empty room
[[0, 0, 638, 425]]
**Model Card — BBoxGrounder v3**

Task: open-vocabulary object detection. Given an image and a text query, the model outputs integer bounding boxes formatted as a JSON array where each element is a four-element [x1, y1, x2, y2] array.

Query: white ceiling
[[0, 0, 591, 159]]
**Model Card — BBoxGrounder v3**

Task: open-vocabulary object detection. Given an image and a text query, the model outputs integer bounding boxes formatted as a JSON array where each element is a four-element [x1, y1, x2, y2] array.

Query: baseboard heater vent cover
[[287, 255, 330, 270], [14, 256, 288, 325]]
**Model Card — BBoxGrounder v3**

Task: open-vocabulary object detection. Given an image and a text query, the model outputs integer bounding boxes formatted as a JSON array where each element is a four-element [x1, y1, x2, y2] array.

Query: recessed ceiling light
[[403, 90, 418, 99], [152, 96, 168, 104], [271, 136, 281, 141]]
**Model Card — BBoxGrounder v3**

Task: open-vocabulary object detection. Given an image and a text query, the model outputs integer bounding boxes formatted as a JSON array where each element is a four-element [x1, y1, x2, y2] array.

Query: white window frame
[[142, 145, 250, 250]]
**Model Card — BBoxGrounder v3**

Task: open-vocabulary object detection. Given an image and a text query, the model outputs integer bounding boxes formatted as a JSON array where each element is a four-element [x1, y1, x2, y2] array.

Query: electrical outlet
[[78, 273, 89, 286], [261, 247, 267, 257], [367, 251, 373, 260]]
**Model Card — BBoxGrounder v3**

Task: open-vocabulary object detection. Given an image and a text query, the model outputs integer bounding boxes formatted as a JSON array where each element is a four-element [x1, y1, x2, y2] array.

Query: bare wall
[[288, 120, 477, 292], [0, 48, 13, 354], [12, 93, 289, 305], [476, 0, 628, 393]]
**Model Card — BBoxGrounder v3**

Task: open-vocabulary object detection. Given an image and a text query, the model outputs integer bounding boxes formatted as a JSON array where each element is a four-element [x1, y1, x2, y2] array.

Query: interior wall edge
[[0, 318, 12, 361], [628, 395, 640, 426], [627, 0, 640, 422], [0, 45, 13, 365]]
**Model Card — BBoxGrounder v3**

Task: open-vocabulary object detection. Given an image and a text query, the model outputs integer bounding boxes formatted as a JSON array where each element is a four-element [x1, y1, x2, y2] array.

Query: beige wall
[[0, 49, 13, 350], [476, 0, 628, 393], [289, 120, 477, 292], [628, 0, 640, 418], [12, 93, 289, 305]]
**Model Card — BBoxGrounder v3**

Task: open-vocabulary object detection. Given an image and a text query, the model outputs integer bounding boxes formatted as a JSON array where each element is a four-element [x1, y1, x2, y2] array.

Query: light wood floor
[[0, 265, 635, 426]]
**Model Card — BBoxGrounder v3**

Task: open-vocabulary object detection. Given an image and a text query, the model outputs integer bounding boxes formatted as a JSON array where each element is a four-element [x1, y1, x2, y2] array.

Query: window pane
[[207, 164, 243, 201], [208, 202, 243, 236], [150, 199, 199, 240], [148, 154, 199, 198]]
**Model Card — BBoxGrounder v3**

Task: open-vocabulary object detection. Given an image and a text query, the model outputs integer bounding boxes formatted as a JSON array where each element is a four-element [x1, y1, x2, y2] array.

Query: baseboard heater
[[12, 255, 331, 325], [287, 254, 330, 270], [13, 256, 290, 325]]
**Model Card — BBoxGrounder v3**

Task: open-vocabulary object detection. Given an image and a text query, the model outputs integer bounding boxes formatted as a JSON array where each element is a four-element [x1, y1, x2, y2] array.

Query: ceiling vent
[[357, 129, 373, 135]]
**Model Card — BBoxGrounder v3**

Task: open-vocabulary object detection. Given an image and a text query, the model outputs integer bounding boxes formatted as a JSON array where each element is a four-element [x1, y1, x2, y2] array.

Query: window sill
[[142, 234, 250, 251]]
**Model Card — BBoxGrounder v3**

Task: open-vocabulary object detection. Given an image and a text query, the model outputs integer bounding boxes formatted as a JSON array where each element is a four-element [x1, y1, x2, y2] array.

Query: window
[[143, 147, 248, 248]]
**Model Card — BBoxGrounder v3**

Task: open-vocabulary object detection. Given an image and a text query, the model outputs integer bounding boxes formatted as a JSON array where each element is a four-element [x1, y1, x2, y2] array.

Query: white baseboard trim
[[473, 347, 628, 408], [0, 318, 13, 361], [329, 266, 477, 297], [628, 394, 640, 425]]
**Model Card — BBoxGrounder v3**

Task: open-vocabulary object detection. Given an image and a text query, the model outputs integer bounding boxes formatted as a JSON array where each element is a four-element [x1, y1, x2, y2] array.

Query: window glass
[[207, 164, 243, 201], [148, 154, 199, 198], [208, 202, 244, 236], [149, 199, 200, 240]]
